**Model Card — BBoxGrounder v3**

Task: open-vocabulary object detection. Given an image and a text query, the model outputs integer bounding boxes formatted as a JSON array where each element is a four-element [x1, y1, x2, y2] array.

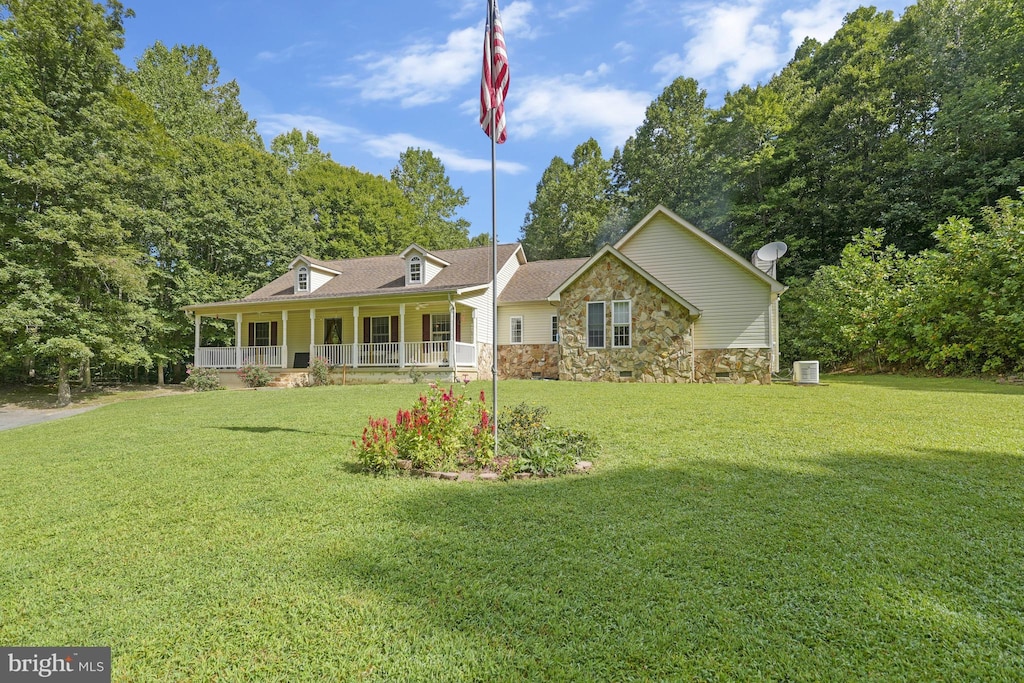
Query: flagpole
[[490, 98, 499, 459]]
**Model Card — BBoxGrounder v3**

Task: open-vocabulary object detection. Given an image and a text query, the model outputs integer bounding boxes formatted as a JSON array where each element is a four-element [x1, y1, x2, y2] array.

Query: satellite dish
[[756, 241, 788, 261], [753, 241, 788, 279]]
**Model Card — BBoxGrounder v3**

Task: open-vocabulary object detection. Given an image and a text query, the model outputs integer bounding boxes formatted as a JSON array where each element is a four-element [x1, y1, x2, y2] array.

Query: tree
[[293, 160, 419, 259], [613, 77, 712, 228], [271, 128, 331, 173], [0, 0, 159, 400], [390, 148, 472, 250], [520, 138, 613, 260], [124, 41, 260, 146]]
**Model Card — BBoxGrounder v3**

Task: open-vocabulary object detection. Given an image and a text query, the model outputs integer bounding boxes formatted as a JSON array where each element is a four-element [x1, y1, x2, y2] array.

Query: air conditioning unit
[[793, 360, 819, 384]]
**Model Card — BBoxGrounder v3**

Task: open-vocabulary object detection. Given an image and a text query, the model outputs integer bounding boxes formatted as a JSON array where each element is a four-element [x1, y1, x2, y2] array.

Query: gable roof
[[547, 244, 701, 317], [188, 243, 523, 309], [616, 205, 787, 294], [288, 255, 342, 275], [398, 244, 451, 266], [499, 258, 588, 304]]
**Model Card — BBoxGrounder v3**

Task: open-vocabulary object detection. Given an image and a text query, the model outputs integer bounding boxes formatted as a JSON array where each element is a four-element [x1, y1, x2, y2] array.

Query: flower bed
[[352, 383, 596, 478]]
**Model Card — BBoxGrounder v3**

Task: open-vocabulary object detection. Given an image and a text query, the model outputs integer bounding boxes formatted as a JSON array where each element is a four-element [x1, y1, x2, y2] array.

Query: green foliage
[[499, 402, 596, 476], [307, 356, 331, 386], [796, 192, 1024, 375], [183, 364, 221, 391], [237, 363, 272, 388], [520, 138, 614, 259], [390, 147, 472, 250]]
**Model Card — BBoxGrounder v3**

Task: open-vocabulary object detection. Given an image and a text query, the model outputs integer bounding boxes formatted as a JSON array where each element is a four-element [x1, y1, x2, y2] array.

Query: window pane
[[587, 302, 604, 348], [551, 316, 558, 343], [613, 301, 630, 347], [613, 301, 629, 324], [254, 321, 270, 347], [409, 258, 422, 283], [511, 317, 523, 344], [431, 315, 451, 341], [371, 317, 390, 343]]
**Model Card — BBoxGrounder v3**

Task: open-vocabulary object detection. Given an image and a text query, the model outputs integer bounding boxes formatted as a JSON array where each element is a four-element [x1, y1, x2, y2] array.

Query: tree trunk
[[56, 359, 71, 407], [157, 360, 165, 387], [82, 358, 92, 389]]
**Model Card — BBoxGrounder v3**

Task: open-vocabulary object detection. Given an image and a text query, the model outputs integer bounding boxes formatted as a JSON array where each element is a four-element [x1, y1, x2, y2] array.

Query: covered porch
[[192, 300, 478, 372]]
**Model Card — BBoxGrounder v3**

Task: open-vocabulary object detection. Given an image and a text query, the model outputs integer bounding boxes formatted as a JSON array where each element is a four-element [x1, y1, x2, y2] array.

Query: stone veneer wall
[[498, 343, 559, 379], [558, 253, 694, 383], [476, 342, 494, 380], [693, 348, 771, 384]]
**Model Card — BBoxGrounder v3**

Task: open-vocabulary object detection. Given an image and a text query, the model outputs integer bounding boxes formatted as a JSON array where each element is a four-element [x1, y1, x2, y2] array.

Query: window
[[370, 316, 391, 344], [408, 256, 422, 284], [323, 318, 342, 345], [587, 302, 605, 348], [253, 321, 270, 347], [430, 314, 451, 341], [551, 315, 559, 343], [297, 266, 309, 292], [612, 300, 631, 347], [510, 316, 523, 344]]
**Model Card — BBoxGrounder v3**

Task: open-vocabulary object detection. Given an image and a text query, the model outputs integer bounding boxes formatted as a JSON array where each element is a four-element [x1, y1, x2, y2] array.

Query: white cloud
[[511, 75, 650, 148], [342, 2, 534, 108], [255, 41, 321, 64], [782, 0, 859, 52], [552, 1, 591, 20], [666, 1, 783, 90], [258, 114, 361, 143], [364, 133, 528, 175]]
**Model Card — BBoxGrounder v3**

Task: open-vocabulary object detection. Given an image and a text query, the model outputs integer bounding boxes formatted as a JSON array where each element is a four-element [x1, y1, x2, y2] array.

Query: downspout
[[449, 293, 457, 384]]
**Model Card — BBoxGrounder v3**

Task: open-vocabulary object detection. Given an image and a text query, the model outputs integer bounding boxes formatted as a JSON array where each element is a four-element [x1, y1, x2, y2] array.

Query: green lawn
[[1, 376, 1022, 681]]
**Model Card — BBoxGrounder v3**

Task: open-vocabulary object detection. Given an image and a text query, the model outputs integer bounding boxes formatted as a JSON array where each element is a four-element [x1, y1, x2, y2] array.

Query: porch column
[[235, 313, 242, 368], [398, 303, 406, 368], [281, 310, 289, 368], [449, 300, 456, 376], [309, 308, 316, 361], [352, 305, 359, 369], [193, 313, 201, 363]]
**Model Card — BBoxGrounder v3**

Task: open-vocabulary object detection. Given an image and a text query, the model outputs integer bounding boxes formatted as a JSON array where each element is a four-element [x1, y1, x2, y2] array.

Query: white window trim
[[612, 300, 632, 348], [296, 266, 309, 292], [586, 302, 605, 349], [408, 256, 423, 285], [370, 316, 391, 344], [253, 321, 271, 347], [510, 316, 524, 344], [551, 315, 559, 343]]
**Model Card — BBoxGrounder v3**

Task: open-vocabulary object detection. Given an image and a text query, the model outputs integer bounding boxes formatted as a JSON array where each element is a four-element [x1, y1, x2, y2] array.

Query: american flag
[[480, 0, 509, 143]]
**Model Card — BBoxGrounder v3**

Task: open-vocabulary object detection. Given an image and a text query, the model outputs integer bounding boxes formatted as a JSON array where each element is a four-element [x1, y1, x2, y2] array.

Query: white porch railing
[[195, 347, 238, 369], [195, 346, 284, 368], [454, 341, 476, 366], [405, 341, 450, 366], [312, 344, 354, 367], [305, 341, 477, 368]]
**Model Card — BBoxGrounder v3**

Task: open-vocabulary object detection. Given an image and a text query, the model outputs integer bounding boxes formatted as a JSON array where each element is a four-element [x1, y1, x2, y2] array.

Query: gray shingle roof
[[498, 258, 588, 303], [196, 243, 524, 307]]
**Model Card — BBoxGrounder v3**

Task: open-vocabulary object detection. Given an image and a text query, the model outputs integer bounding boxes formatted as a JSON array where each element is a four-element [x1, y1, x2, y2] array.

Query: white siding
[[618, 214, 770, 349], [495, 251, 521, 297], [309, 269, 333, 292], [424, 259, 443, 284], [460, 287, 493, 345], [497, 303, 559, 345]]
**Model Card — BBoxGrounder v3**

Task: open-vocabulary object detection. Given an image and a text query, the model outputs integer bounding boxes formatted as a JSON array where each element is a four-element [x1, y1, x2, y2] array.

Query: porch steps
[[267, 370, 310, 388]]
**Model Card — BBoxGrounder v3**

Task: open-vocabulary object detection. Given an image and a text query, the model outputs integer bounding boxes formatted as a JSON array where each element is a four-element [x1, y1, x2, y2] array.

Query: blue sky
[[120, 0, 908, 245]]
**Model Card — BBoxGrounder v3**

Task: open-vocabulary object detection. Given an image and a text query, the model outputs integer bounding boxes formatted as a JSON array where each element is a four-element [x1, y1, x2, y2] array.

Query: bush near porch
[[0, 377, 1022, 680]]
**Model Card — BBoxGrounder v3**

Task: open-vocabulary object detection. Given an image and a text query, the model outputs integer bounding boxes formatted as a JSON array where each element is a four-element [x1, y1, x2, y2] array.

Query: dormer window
[[408, 256, 422, 285], [297, 266, 309, 292]]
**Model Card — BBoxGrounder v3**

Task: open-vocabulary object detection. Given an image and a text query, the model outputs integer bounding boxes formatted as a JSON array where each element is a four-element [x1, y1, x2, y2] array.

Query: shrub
[[237, 363, 272, 388], [308, 357, 331, 386], [184, 365, 222, 391], [500, 403, 597, 476]]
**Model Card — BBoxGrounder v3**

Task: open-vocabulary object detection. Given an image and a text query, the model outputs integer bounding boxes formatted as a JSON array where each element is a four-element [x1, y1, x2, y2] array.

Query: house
[[185, 205, 786, 385]]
